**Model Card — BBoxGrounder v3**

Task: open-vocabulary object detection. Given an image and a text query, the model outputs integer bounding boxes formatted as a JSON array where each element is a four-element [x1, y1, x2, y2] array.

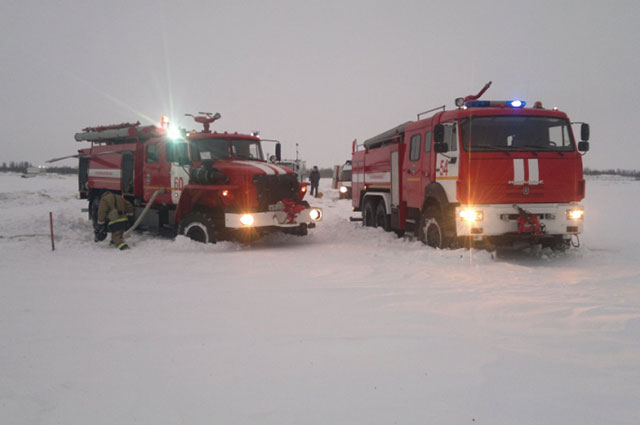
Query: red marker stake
[[49, 212, 55, 251]]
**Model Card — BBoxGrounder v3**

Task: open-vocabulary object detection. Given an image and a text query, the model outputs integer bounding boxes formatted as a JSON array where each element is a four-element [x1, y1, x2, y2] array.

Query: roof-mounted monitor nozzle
[[185, 112, 221, 133], [455, 81, 492, 108]]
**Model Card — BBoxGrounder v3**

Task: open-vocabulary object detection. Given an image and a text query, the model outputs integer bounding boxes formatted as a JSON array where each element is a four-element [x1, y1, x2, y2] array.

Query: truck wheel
[[419, 206, 448, 248], [375, 202, 390, 231], [363, 199, 376, 227], [179, 211, 217, 244]]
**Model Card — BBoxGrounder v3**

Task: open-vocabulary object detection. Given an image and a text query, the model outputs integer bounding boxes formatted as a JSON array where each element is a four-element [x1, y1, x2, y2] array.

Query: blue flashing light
[[507, 100, 526, 108], [465, 100, 527, 108]]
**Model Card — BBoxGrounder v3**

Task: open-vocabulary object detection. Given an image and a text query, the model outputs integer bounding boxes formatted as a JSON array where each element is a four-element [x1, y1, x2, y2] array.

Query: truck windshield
[[231, 139, 264, 160], [339, 167, 352, 181], [191, 138, 231, 161], [459, 116, 575, 152]]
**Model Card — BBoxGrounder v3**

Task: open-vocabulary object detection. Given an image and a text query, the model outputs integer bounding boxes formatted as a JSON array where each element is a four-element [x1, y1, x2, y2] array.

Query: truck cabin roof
[[363, 105, 570, 150], [187, 132, 260, 142]]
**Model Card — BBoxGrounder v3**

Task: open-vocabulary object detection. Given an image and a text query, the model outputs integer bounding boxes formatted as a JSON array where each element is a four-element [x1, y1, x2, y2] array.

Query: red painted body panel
[[456, 152, 585, 205]]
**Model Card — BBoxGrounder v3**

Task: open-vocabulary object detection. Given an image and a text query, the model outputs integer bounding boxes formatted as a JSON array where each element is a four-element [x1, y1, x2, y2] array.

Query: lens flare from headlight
[[167, 126, 181, 140], [240, 214, 254, 226], [567, 209, 584, 220], [459, 208, 483, 223], [339, 186, 348, 193], [309, 208, 322, 221]]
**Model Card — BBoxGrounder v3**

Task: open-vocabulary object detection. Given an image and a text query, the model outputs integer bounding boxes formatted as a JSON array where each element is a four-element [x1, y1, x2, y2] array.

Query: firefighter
[[95, 191, 134, 250], [309, 165, 320, 197]]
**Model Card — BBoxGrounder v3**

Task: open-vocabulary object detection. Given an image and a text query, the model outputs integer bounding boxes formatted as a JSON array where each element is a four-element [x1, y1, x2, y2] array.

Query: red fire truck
[[352, 82, 590, 250], [74, 113, 322, 243]]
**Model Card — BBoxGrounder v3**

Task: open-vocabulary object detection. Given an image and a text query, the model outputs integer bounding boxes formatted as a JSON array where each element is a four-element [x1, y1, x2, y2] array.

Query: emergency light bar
[[465, 100, 526, 108]]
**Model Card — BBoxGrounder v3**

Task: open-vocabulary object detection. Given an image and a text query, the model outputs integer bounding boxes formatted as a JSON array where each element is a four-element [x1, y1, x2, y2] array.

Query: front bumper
[[225, 206, 323, 229], [455, 203, 584, 238]]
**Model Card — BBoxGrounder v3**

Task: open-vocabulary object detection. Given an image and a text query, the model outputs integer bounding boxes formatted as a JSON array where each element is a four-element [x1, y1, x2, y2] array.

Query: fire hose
[[123, 189, 165, 239]]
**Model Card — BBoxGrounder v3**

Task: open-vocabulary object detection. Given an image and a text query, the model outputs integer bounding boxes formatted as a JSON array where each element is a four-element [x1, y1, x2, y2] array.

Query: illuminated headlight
[[309, 208, 322, 221], [339, 186, 348, 193], [240, 214, 254, 226], [566, 208, 584, 220], [459, 208, 484, 223]]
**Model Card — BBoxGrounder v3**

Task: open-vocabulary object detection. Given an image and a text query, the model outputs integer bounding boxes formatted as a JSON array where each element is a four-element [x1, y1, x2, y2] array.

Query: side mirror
[[434, 142, 449, 154], [578, 141, 590, 152], [581, 123, 590, 141], [434, 124, 444, 143], [275, 143, 281, 161]]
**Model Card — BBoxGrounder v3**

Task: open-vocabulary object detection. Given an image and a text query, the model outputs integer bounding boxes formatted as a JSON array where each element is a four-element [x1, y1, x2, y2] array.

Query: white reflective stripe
[[365, 172, 391, 183], [510, 159, 525, 185], [528, 158, 540, 185], [268, 164, 288, 174], [88, 169, 121, 178], [235, 161, 275, 175]]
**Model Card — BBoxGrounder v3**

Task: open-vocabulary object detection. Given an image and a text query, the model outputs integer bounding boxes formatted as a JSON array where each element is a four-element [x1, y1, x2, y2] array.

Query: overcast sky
[[1, 0, 639, 169]]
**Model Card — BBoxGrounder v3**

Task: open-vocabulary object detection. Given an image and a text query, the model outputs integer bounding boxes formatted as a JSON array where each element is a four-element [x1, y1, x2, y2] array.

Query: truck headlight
[[459, 208, 484, 223], [566, 208, 584, 220], [309, 208, 322, 221], [339, 186, 348, 193], [240, 214, 254, 226]]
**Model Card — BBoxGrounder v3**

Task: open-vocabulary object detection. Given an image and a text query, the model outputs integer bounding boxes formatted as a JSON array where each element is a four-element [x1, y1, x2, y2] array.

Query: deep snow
[[1, 173, 639, 425]]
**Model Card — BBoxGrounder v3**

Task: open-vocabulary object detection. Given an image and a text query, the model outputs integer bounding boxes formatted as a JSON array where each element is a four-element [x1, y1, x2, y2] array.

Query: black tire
[[179, 211, 217, 244], [375, 201, 390, 231], [363, 199, 376, 227], [419, 205, 448, 248]]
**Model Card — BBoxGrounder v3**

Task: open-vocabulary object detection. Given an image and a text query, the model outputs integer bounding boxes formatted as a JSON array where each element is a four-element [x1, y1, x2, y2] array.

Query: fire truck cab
[[352, 84, 590, 249]]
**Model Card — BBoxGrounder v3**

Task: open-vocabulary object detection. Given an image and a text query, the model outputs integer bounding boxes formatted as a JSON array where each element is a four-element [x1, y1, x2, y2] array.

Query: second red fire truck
[[352, 82, 590, 250]]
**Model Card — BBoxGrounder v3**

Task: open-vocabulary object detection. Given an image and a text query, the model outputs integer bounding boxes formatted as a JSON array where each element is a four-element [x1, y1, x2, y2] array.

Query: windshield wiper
[[471, 144, 512, 156]]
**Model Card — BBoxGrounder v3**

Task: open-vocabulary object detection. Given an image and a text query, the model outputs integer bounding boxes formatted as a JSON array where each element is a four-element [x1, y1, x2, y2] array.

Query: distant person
[[309, 166, 320, 197], [95, 191, 134, 250]]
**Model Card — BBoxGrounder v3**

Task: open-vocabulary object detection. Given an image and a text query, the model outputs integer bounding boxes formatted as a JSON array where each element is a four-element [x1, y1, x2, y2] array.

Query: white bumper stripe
[[225, 208, 322, 228]]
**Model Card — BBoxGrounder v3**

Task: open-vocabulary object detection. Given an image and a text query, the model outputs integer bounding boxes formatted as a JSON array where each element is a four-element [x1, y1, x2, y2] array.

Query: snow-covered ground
[[1, 173, 639, 425]]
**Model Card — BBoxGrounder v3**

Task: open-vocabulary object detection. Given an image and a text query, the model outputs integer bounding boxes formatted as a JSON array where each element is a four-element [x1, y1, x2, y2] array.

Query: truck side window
[[146, 144, 159, 163], [166, 142, 190, 165], [409, 134, 421, 161], [424, 131, 432, 152], [444, 124, 457, 152]]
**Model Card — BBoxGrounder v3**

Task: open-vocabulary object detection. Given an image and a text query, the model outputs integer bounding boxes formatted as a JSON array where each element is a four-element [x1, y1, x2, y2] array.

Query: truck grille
[[252, 174, 300, 210]]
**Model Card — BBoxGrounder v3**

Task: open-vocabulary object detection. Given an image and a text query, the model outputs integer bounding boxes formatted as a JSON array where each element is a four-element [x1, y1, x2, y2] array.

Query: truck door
[[121, 152, 134, 194], [166, 141, 191, 205], [142, 141, 171, 203], [435, 121, 460, 203], [403, 132, 423, 208], [421, 129, 433, 192]]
